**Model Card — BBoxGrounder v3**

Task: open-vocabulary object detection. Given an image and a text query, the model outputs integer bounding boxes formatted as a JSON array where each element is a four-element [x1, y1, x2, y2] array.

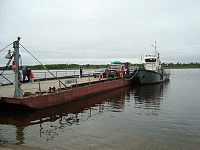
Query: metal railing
[[21, 72, 100, 97], [0, 69, 135, 98], [0, 69, 95, 85]]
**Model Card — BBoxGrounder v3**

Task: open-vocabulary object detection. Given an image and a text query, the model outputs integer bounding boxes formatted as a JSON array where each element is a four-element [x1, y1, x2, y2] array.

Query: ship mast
[[151, 40, 158, 56]]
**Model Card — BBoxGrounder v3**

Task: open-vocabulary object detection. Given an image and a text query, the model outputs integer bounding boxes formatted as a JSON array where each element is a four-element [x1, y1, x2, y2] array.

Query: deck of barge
[[0, 76, 104, 98]]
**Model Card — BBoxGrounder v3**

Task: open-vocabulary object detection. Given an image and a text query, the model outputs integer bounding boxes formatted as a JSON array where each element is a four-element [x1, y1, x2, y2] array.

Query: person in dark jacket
[[22, 66, 26, 83], [26, 68, 31, 82], [80, 67, 82, 78]]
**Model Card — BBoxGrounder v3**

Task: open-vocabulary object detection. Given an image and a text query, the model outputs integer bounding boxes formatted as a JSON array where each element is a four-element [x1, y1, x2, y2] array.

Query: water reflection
[[15, 126, 25, 144], [1, 70, 199, 150], [133, 83, 168, 116], [0, 86, 131, 144], [0, 83, 169, 146]]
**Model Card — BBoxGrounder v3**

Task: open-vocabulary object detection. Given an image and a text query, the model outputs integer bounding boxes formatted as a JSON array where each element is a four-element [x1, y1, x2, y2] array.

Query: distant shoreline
[[163, 67, 200, 69], [1, 67, 199, 71], [0, 63, 199, 70]]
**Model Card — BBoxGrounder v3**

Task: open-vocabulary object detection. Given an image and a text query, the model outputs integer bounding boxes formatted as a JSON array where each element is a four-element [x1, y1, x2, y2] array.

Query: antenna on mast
[[151, 39, 158, 55]]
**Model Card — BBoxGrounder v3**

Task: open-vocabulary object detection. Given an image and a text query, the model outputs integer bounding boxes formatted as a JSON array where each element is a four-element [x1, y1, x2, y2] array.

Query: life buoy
[[99, 73, 103, 81], [120, 72, 123, 78], [12, 61, 16, 72]]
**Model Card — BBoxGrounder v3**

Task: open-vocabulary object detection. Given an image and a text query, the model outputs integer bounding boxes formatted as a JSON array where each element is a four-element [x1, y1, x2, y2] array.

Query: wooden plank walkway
[[0, 77, 103, 98]]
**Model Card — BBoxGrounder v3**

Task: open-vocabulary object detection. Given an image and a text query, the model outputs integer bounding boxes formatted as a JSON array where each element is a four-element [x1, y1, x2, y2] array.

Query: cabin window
[[145, 58, 156, 62]]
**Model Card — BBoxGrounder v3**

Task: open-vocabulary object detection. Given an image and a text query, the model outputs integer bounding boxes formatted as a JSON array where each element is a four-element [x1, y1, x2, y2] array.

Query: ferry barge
[[1, 78, 131, 109], [0, 38, 133, 109]]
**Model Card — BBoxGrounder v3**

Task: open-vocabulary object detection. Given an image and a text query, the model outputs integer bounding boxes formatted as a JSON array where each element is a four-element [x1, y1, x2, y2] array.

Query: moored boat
[[136, 41, 170, 85]]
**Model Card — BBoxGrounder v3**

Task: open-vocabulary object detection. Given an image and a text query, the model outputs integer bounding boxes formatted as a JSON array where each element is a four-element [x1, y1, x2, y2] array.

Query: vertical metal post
[[13, 38, 23, 98], [38, 80, 41, 94], [107, 72, 109, 81], [88, 74, 90, 85], [56, 71, 57, 77], [59, 78, 61, 91], [75, 76, 77, 87]]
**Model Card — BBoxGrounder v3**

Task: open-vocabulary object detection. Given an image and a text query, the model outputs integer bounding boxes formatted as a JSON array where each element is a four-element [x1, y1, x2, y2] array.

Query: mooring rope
[[0, 55, 14, 75], [0, 43, 13, 53], [0, 74, 13, 84], [19, 43, 67, 88], [0, 55, 14, 85], [124, 69, 138, 80]]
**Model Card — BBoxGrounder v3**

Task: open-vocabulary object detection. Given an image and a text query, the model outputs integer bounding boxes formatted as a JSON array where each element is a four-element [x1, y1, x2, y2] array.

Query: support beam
[[13, 38, 23, 98]]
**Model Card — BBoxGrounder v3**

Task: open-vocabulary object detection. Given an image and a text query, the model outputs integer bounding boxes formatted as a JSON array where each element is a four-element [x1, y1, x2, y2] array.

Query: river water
[[0, 69, 200, 150]]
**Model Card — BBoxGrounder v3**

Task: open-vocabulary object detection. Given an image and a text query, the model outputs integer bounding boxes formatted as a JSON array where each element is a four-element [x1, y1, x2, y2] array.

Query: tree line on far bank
[[0, 62, 200, 70], [162, 62, 200, 69], [0, 64, 109, 70]]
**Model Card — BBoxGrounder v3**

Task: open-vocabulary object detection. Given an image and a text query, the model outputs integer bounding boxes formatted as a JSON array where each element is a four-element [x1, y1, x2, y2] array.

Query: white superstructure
[[144, 53, 161, 72]]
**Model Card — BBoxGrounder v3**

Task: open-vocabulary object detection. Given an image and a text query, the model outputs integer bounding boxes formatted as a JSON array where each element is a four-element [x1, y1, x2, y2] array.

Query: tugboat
[[136, 41, 170, 85]]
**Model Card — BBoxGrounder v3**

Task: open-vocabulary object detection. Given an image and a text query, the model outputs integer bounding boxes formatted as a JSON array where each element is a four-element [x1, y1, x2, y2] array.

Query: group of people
[[20, 66, 82, 83], [22, 66, 34, 83]]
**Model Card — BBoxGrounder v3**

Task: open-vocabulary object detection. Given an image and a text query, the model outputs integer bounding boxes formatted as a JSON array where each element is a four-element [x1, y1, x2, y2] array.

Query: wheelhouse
[[145, 58, 156, 62]]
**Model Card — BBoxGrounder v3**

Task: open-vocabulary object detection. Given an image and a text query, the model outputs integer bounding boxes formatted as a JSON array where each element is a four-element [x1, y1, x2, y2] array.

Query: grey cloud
[[0, 0, 200, 66]]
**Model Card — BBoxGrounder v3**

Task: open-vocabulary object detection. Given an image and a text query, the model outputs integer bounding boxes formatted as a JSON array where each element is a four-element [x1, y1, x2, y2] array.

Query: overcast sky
[[0, 0, 200, 66]]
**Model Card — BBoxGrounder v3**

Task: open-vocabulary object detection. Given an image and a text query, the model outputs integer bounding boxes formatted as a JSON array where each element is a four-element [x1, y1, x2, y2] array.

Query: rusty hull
[[1, 79, 131, 109]]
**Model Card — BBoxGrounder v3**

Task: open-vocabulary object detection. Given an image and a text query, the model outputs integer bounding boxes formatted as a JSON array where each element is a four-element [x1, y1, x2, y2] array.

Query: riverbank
[[163, 67, 200, 69], [162, 62, 200, 69], [1, 63, 199, 70]]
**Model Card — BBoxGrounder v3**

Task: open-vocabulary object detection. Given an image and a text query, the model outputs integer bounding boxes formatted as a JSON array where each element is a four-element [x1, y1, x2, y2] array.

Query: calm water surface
[[0, 69, 200, 150]]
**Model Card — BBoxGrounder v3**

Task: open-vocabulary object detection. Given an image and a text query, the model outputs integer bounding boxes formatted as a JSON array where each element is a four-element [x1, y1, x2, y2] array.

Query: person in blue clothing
[[26, 68, 31, 82], [22, 66, 26, 83]]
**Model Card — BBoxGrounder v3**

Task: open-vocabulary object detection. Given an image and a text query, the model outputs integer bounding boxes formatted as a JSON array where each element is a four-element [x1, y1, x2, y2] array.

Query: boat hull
[[137, 69, 170, 85], [1, 79, 131, 109]]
